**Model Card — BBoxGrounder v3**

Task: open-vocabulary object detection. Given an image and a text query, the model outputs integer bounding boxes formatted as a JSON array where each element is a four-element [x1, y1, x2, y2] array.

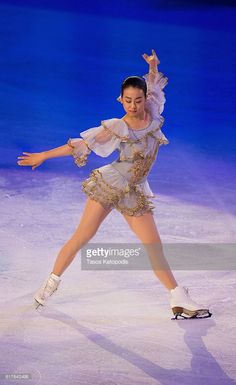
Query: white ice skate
[[170, 286, 212, 320], [34, 273, 61, 309]]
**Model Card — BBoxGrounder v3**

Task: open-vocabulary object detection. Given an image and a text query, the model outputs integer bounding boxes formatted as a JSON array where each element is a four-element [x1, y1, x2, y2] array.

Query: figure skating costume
[[67, 72, 169, 216], [34, 71, 212, 319]]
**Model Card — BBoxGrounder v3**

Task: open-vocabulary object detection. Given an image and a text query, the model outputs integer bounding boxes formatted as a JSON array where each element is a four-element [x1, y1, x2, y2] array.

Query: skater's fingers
[[23, 152, 31, 155], [18, 155, 31, 160], [152, 49, 157, 57], [17, 160, 33, 166]]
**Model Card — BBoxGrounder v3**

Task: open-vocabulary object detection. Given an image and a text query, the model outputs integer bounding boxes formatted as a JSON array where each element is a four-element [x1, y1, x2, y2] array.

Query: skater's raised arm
[[142, 49, 168, 117], [142, 49, 160, 81], [17, 142, 78, 170]]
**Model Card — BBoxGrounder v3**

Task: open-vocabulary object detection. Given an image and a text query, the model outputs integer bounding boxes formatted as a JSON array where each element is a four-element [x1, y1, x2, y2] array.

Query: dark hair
[[121, 76, 147, 98]]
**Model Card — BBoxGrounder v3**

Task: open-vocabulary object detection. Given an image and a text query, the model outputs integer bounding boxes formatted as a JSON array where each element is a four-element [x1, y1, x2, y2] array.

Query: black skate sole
[[171, 306, 212, 320], [34, 300, 44, 310]]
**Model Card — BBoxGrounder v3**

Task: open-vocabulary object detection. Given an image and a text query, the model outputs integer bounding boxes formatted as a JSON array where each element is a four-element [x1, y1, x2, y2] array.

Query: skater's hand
[[142, 49, 160, 69], [17, 152, 46, 170]]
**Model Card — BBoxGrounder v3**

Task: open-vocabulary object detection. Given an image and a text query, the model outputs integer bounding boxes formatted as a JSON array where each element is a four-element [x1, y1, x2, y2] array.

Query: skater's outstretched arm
[[17, 142, 79, 170], [17, 118, 127, 170]]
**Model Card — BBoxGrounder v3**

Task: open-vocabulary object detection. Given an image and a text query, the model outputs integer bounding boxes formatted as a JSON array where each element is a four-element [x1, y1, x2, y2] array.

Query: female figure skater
[[17, 50, 211, 319]]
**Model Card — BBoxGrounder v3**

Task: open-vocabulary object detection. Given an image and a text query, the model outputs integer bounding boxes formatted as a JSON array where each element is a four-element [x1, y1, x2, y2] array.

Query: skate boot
[[170, 286, 212, 320], [34, 273, 61, 309]]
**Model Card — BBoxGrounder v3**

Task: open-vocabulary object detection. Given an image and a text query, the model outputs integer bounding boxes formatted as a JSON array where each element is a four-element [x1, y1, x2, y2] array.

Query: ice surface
[[0, 167, 236, 385]]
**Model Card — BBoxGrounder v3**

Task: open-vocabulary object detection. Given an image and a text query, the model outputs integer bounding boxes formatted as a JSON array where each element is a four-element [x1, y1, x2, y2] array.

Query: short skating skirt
[[81, 164, 156, 216]]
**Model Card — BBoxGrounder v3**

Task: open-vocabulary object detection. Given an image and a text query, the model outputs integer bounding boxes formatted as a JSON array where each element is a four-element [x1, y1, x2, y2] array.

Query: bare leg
[[52, 198, 112, 276], [122, 212, 177, 290]]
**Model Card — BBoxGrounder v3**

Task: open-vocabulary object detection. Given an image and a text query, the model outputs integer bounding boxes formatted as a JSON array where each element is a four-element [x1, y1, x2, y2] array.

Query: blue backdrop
[[0, 0, 235, 171]]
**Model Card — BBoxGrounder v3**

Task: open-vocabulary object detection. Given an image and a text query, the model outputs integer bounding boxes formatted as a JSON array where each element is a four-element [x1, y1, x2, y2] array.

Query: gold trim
[[67, 138, 91, 167], [101, 121, 129, 142], [116, 126, 166, 163], [101, 117, 165, 144], [82, 169, 156, 216], [126, 141, 160, 184]]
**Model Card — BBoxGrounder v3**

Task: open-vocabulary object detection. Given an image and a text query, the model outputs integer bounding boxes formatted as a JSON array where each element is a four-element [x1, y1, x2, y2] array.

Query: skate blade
[[171, 307, 212, 320], [34, 300, 43, 310]]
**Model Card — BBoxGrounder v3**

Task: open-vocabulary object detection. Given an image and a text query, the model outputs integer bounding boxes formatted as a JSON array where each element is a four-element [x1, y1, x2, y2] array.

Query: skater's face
[[121, 87, 146, 117]]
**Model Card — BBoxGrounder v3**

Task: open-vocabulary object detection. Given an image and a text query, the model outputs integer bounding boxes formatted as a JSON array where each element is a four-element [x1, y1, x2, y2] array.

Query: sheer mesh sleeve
[[143, 71, 168, 118], [155, 127, 169, 146], [67, 118, 129, 167], [67, 138, 91, 167]]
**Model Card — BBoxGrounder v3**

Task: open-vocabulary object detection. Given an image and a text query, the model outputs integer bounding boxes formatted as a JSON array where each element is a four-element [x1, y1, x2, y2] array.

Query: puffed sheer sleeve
[[143, 71, 168, 118], [67, 118, 129, 167]]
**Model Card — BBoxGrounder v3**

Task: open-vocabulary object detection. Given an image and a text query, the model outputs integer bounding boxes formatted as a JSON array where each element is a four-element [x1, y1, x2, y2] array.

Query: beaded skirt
[[82, 163, 156, 216]]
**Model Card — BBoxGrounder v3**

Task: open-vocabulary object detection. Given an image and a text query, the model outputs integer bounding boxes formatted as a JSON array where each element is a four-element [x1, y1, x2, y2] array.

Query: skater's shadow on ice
[[176, 320, 236, 385], [41, 307, 235, 385]]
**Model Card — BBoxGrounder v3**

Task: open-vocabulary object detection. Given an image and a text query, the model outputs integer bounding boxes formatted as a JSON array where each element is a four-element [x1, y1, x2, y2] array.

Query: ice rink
[[1, 163, 235, 385], [0, 0, 236, 384]]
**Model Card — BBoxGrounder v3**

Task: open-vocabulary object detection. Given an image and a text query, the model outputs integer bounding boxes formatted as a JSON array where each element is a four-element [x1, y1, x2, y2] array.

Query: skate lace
[[43, 277, 58, 296]]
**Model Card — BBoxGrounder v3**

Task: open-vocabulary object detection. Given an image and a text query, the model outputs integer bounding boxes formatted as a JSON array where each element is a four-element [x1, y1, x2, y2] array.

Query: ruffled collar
[[118, 117, 164, 140], [121, 118, 154, 132]]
